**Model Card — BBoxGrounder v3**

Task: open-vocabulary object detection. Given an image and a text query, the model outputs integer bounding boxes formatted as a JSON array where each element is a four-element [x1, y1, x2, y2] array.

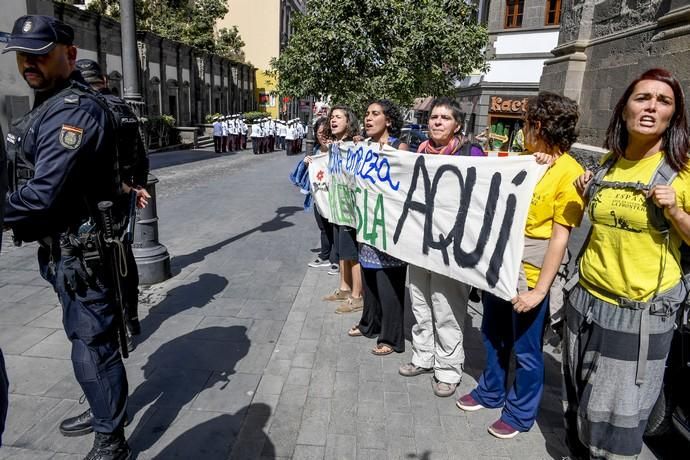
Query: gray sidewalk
[[0, 148, 665, 459], [237, 268, 569, 460]]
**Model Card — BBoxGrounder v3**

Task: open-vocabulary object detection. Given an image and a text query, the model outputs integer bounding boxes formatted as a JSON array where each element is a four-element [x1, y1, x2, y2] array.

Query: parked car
[[400, 126, 428, 151]]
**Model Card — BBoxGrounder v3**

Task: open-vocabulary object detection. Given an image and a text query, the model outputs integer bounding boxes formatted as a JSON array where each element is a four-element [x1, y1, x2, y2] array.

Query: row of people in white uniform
[[249, 118, 306, 155], [212, 114, 248, 153]]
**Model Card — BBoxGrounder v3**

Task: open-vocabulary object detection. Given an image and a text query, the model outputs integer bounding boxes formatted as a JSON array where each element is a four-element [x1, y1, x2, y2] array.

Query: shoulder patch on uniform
[[59, 125, 84, 150], [64, 95, 80, 104]]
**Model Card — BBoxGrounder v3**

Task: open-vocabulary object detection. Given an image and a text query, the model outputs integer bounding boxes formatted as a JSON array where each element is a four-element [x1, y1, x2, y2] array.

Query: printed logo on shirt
[[59, 125, 84, 150]]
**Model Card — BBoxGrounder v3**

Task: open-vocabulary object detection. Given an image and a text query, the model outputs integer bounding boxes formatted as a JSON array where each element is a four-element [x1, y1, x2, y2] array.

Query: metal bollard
[[133, 173, 171, 284]]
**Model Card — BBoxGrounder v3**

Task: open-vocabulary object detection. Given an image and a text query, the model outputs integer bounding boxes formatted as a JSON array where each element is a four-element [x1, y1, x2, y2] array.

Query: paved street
[[0, 147, 683, 459]]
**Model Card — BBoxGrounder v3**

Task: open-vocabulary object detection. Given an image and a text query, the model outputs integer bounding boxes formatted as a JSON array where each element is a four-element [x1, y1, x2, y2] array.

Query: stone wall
[[487, 0, 554, 33], [541, 0, 690, 152], [0, 0, 256, 131]]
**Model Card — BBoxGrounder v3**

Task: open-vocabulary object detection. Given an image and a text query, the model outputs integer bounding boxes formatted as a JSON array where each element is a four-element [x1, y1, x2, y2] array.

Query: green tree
[[136, 0, 228, 52], [270, 0, 488, 111], [216, 26, 246, 62], [84, 0, 244, 59]]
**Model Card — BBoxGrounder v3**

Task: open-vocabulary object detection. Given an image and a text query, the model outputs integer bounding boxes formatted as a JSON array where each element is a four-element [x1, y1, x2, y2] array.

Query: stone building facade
[[456, 0, 561, 150], [540, 0, 690, 154], [0, 0, 257, 133], [217, 0, 306, 120]]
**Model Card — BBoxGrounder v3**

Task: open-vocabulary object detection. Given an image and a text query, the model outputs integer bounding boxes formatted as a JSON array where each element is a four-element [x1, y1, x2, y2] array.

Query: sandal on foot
[[371, 343, 394, 356], [348, 324, 363, 337]]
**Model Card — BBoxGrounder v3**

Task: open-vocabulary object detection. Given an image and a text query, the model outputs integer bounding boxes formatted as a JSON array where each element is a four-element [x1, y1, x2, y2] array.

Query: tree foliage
[[216, 26, 246, 62], [84, 0, 245, 61], [270, 0, 488, 111]]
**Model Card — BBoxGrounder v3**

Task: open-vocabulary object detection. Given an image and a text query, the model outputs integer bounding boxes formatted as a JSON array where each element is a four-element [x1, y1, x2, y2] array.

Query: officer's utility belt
[[38, 231, 101, 268]]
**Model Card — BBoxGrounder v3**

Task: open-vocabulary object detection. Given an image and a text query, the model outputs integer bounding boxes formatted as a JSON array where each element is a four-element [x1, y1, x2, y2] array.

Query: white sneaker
[[308, 258, 330, 268], [327, 264, 340, 275]]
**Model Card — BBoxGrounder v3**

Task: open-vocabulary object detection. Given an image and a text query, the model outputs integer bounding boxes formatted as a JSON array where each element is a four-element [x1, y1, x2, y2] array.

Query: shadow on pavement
[[127, 325, 250, 455], [150, 150, 225, 170], [170, 206, 303, 274], [137, 273, 229, 343], [536, 349, 570, 458], [152, 403, 275, 460]]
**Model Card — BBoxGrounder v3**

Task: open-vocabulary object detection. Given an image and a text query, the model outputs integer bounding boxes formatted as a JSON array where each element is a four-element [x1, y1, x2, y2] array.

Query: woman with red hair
[[565, 68, 690, 459]]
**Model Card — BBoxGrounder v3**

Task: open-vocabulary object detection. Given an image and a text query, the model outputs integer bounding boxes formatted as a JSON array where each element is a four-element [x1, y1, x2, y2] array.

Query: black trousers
[[252, 138, 259, 154], [359, 265, 408, 352], [0, 348, 8, 447], [314, 206, 335, 263], [38, 246, 128, 433], [213, 136, 222, 153]]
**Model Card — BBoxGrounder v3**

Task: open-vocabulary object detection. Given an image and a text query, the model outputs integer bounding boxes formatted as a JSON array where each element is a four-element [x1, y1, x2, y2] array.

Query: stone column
[[120, 0, 171, 284], [120, 0, 141, 100], [539, 0, 594, 104]]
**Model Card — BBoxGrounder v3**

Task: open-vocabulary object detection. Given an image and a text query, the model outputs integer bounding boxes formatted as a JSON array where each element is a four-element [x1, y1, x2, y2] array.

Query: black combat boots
[[60, 408, 130, 437], [83, 430, 131, 460], [60, 408, 94, 436]]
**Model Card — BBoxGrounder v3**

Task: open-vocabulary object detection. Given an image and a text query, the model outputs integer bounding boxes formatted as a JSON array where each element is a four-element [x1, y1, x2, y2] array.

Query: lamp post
[[120, 0, 171, 284]]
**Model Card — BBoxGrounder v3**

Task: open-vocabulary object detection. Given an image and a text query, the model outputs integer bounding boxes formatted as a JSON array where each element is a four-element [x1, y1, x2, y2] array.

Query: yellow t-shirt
[[523, 153, 585, 287], [579, 151, 690, 303]]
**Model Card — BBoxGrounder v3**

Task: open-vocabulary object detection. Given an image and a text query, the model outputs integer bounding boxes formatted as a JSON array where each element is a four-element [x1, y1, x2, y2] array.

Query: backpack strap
[[646, 158, 678, 233], [585, 155, 616, 203]]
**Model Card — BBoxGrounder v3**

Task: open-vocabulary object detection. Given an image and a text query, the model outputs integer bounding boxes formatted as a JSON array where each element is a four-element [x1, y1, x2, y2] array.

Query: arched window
[[108, 71, 123, 96], [150, 77, 161, 116], [505, 0, 524, 29]]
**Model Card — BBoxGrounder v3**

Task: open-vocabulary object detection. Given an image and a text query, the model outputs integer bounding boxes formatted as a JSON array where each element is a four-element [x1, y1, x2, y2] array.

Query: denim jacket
[[289, 158, 312, 210]]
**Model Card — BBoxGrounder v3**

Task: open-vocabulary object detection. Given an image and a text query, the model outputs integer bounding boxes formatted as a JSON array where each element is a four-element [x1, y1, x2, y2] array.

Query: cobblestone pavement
[[0, 148, 675, 459]]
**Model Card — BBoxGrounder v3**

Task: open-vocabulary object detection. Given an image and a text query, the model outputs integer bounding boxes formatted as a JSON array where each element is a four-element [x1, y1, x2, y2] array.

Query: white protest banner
[[327, 142, 547, 301], [307, 153, 331, 220]]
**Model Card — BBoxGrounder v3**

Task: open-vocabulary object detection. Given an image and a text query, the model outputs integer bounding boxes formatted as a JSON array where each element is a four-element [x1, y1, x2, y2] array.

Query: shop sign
[[489, 96, 528, 114]]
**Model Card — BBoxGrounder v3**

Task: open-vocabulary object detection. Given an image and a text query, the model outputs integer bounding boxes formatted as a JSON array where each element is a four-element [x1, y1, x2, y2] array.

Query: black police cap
[[76, 59, 104, 83], [3, 15, 74, 55]]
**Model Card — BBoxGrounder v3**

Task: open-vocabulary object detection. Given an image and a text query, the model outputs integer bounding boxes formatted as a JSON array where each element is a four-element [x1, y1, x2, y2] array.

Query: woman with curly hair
[[456, 92, 585, 439], [347, 100, 409, 355], [321, 105, 366, 313], [564, 69, 690, 459]]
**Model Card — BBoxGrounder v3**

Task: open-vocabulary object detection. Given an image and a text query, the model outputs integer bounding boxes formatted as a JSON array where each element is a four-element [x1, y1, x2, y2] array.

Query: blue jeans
[[471, 291, 548, 431]]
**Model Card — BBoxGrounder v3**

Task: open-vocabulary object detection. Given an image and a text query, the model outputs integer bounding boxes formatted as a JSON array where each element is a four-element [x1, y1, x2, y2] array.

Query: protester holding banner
[[398, 97, 473, 397], [456, 92, 584, 440], [321, 106, 364, 313], [564, 69, 690, 459], [347, 100, 409, 355], [305, 117, 338, 272]]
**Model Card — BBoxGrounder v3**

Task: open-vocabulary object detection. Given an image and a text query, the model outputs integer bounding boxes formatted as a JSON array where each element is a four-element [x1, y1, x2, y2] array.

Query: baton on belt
[[97, 200, 129, 359]]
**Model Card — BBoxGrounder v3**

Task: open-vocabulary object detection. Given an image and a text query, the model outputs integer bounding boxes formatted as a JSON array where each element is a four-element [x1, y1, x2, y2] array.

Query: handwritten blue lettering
[[342, 145, 400, 191]]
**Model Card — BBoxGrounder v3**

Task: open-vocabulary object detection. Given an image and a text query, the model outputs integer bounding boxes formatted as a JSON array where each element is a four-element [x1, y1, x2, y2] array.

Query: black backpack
[[101, 92, 149, 187]]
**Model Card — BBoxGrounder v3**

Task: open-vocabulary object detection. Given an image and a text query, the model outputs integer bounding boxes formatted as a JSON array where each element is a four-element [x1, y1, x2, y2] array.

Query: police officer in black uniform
[[49, 59, 152, 440], [3, 16, 130, 460], [76, 58, 150, 340], [0, 125, 9, 448]]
